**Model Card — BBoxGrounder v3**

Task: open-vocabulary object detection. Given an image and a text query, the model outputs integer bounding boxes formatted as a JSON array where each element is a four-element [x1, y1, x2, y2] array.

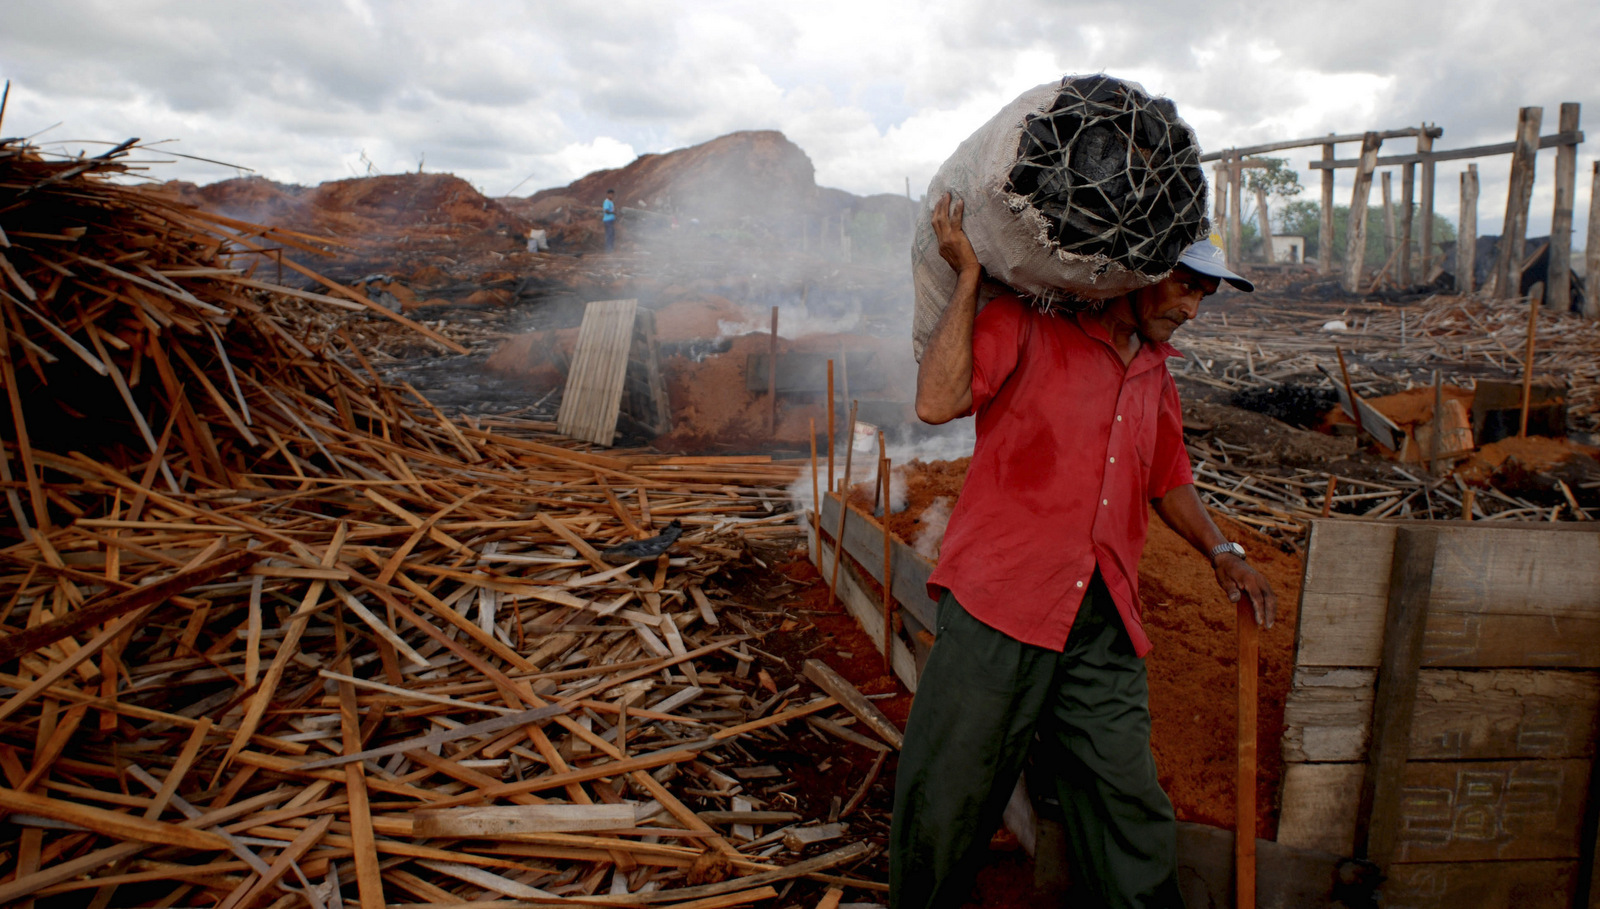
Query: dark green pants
[[890, 576, 1183, 909]]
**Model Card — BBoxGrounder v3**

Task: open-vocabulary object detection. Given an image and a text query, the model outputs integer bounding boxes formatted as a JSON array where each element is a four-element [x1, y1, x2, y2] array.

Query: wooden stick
[[826, 360, 835, 490], [1236, 593, 1259, 909], [827, 400, 858, 609], [768, 306, 778, 435], [1520, 283, 1544, 437], [1321, 475, 1337, 518], [809, 418, 820, 543]]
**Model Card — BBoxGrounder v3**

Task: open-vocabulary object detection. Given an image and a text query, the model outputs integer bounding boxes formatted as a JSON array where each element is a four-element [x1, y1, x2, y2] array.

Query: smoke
[[912, 496, 954, 560]]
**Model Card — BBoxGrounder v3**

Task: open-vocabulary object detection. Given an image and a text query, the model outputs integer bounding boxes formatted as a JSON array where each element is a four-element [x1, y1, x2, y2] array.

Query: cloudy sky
[[3, 0, 1597, 243]]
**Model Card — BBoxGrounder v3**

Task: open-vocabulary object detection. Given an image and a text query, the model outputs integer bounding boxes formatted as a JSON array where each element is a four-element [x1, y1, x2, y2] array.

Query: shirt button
[[1116, 414, 1123, 421], [1102, 499, 1109, 506], [1076, 580, 1084, 588], [1109, 456, 1115, 464]]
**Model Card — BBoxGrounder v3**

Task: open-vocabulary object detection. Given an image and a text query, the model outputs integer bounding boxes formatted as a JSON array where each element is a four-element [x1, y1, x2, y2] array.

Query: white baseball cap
[[1177, 239, 1253, 292]]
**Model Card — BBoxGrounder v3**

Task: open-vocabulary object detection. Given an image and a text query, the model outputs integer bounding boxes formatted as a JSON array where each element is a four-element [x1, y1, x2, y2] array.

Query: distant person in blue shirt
[[603, 189, 617, 252]]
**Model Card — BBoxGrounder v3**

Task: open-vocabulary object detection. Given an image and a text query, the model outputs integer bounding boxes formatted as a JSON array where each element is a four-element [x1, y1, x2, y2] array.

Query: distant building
[[1270, 235, 1305, 264]]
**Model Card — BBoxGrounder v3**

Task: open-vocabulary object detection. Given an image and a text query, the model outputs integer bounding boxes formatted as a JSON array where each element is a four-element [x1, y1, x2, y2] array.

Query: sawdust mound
[[1456, 435, 1600, 485], [857, 457, 1302, 838]]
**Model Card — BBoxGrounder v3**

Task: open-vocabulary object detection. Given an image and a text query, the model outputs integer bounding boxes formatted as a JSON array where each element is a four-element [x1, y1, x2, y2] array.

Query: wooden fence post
[[1380, 171, 1397, 262], [1587, 161, 1600, 319], [1229, 154, 1244, 271], [1399, 162, 1416, 285], [1417, 125, 1437, 278], [1255, 186, 1276, 264], [1458, 164, 1479, 294], [1548, 102, 1580, 311], [1214, 161, 1229, 255], [1318, 140, 1335, 275], [1343, 133, 1383, 293], [1491, 106, 1543, 299]]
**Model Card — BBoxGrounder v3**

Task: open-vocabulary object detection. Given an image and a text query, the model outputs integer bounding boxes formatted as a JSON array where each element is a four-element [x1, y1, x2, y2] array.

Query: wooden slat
[[816, 492, 938, 631]]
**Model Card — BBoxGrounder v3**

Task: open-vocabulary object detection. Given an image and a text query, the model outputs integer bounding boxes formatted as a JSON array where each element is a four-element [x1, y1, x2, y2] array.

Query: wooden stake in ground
[[879, 434, 893, 675], [1520, 283, 1545, 437], [768, 306, 779, 435], [1321, 476, 1337, 518], [1236, 592, 1259, 909], [1462, 487, 1476, 521], [827, 400, 859, 609], [826, 360, 835, 490]]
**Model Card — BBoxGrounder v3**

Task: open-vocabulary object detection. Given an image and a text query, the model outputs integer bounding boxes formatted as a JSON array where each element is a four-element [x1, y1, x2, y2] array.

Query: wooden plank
[[1199, 126, 1438, 162], [1294, 520, 1600, 668], [1318, 364, 1406, 451], [1282, 667, 1600, 763], [413, 804, 636, 837], [1385, 861, 1577, 909], [1355, 527, 1436, 867], [1281, 759, 1592, 862], [1306, 129, 1584, 169], [802, 659, 903, 750], [1587, 161, 1600, 319], [558, 299, 638, 446], [1344, 133, 1383, 292], [817, 493, 938, 631], [0, 786, 229, 851], [1548, 103, 1581, 311]]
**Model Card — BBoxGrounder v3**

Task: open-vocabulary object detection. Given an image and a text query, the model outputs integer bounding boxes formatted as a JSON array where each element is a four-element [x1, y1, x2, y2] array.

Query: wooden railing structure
[[1202, 103, 1595, 316]]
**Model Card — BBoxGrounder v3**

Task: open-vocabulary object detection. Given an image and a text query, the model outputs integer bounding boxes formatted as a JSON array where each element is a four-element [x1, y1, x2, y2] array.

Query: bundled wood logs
[[0, 136, 894, 905]]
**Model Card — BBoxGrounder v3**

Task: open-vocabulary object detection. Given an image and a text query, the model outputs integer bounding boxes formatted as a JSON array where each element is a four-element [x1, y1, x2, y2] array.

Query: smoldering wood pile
[[1168, 295, 1600, 540], [0, 135, 897, 906]]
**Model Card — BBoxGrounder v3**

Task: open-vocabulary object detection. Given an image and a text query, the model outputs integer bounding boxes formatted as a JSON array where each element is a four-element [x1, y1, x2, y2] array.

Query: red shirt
[[926, 295, 1193, 657]]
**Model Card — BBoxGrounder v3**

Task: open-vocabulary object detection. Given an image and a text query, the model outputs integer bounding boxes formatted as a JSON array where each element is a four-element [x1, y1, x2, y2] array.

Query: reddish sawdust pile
[[851, 457, 1301, 839], [1455, 434, 1600, 485]]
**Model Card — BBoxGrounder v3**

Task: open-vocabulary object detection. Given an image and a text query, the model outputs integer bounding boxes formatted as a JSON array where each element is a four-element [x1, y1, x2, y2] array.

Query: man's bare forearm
[[915, 266, 981, 424], [1152, 484, 1228, 557]]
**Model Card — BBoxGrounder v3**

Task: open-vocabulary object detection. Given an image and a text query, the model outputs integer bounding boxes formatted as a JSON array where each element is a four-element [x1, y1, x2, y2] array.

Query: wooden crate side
[[1281, 758, 1591, 863], [818, 493, 939, 632], [807, 516, 920, 693], [1384, 860, 1577, 909], [1284, 667, 1600, 763]]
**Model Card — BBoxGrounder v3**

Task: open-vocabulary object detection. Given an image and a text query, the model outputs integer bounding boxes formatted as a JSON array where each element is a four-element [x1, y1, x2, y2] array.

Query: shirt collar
[[1071, 311, 1182, 376]]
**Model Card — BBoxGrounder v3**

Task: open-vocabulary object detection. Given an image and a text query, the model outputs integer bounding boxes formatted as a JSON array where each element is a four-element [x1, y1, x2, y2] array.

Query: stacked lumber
[[0, 136, 898, 905]]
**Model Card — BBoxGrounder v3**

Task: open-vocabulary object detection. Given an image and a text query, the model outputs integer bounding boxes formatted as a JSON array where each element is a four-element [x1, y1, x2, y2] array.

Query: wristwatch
[[1208, 541, 1246, 564]]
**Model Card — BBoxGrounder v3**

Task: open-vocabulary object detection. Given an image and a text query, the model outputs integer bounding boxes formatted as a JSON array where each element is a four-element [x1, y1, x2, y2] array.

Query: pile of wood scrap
[[0, 135, 897, 905]]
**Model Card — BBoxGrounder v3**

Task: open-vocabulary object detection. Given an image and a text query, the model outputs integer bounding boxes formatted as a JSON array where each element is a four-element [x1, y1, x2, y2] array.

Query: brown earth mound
[[517, 130, 817, 226], [1456, 434, 1600, 485], [849, 457, 1302, 838]]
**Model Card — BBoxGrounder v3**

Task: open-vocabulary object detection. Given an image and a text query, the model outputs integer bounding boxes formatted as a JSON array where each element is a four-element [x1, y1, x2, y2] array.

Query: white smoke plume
[[912, 496, 954, 560]]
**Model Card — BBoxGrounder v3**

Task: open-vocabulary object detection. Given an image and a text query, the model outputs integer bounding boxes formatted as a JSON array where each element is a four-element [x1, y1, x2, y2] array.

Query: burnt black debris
[[601, 518, 686, 563], [1230, 383, 1338, 429], [1006, 75, 1207, 275]]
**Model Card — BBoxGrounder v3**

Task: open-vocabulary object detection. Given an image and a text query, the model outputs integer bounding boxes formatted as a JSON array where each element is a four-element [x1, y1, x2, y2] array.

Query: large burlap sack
[[911, 75, 1208, 361]]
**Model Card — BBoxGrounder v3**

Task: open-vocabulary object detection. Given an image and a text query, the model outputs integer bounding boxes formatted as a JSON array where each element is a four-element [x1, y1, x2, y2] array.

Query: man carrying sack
[[892, 194, 1278, 909]]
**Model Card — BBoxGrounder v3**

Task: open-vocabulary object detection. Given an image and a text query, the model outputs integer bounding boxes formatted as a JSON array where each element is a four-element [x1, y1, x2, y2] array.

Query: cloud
[[0, 0, 1594, 245]]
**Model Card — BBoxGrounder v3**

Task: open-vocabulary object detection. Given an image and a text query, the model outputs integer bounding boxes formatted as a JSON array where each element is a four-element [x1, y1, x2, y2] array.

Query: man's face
[[1130, 266, 1220, 343]]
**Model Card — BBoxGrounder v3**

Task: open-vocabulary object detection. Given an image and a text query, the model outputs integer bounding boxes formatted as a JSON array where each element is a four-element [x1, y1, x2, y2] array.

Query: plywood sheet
[[557, 299, 638, 446]]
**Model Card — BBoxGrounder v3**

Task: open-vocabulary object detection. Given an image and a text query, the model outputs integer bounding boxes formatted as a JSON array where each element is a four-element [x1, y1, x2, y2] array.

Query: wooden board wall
[[1279, 518, 1600, 908], [557, 299, 638, 446]]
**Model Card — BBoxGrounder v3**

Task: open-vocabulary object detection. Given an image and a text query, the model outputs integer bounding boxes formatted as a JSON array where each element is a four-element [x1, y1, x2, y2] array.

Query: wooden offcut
[[557, 298, 669, 446]]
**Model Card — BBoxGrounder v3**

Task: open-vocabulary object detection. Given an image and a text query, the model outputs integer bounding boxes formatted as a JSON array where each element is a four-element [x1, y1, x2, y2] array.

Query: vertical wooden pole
[[1399, 161, 1416, 286], [1548, 103, 1580, 311], [1343, 133, 1383, 293], [1519, 283, 1545, 438], [828, 400, 860, 609], [768, 306, 779, 434], [1254, 186, 1276, 264], [1319, 140, 1336, 275], [1236, 594, 1259, 909], [1321, 476, 1337, 518], [1380, 171, 1397, 262], [1228, 154, 1244, 272], [879, 432, 894, 675], [1491, 106, 1543, 299], [1417, 125, 1437, 278], [1587, 162, 1600, 319], [1458, 164, 1479, 294], [1214, 161, 1230, 256], [1461, 487, 1476, 521], [809, 418, 820, 542], [826, 360, 835, 491]]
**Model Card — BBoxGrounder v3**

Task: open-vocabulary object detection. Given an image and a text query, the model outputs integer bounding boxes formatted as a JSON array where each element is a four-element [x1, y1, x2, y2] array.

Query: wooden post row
[[1548, 103, 1580, 311], [1491, 106, 1543, 299], [1457, 164, 1478, 294], [1344, 133, 1383, 293]]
